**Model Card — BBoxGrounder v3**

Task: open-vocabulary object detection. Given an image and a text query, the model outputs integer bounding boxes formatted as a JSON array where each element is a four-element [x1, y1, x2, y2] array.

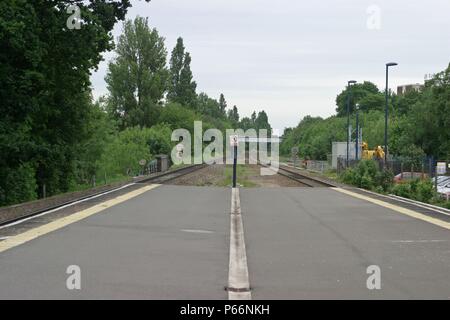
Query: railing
[[147, 159, 158, 175], [305, 160, 330, 173]]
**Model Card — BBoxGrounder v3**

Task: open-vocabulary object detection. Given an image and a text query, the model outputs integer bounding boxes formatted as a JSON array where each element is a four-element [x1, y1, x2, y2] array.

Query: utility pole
[[233, 144, 237, 188], [346, 80, 357, 167], [355, 104, 360, 161], [385, 62, 398, 167], [231, 135, 239, 188]]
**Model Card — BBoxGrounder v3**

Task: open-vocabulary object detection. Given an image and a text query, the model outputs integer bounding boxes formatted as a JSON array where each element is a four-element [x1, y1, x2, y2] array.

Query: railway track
[[277, 165, 335, 187], [257, 162, 336, 187], [0, 164, 205, 228]]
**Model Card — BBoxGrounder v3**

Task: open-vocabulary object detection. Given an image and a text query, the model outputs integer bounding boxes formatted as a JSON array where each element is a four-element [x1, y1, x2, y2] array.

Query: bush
[[0, 163, 37, 206], [415, 179, 435, 203], [96, 124, 174, 179], [392, 178, 436, 203], [360, 173, 374, 190], [339, 160, 388, 190], [158, 103, 197, 131], [375, 169, 394, 192], [145, 124, 173, 155], [391, 183, 412, 198], [340, 167, 357, 185]]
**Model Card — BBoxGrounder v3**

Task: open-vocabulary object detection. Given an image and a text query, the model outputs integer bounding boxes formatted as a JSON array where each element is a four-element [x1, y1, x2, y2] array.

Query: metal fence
[[287, 156, 332, 174], [146, 159, 158, 175], [305, 160, 330, 173]]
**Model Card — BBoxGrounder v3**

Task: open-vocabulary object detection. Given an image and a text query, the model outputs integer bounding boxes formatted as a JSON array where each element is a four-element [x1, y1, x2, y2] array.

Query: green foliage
[[375, 169, 395, 192], [0, 163, 37, 206], [0, 2, 273, 207], [96, 125, 173, 179], [339, 160, 392, 191], [254, 111, 272, 135], [239, 117, 253, 131], [335, 81, 382, 116], [227, 106, 240, 127], [237, 110, 272, 134], [392, 90, 421, 115], [280, 115, 346, 159], [219, 94, 227, 116], [145, 124, 173, 155], [72, 100, 117, 185], [391, 183, 412, 198], [0, 0, 147, 206], [97, 128, 151, 178], [196, 93, 226, 120], [159, 103, 197, 131], [391, 179, 436, 203], [282, 64, 450, 163], [105, 16, 168, 129], [167, 37, 197, 107], [415, 179, 435, 203]]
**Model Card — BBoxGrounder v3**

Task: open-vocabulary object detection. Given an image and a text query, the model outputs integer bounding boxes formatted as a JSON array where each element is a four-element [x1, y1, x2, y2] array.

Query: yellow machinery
[[361, 142, 385, 160]]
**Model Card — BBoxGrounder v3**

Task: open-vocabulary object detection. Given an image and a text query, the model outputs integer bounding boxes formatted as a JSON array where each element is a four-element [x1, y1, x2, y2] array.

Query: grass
[[217, 165, 258, 188]]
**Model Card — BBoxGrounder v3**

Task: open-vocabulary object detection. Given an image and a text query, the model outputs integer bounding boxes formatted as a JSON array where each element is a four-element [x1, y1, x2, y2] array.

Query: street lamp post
[[385, 62, 398, 166], [346, 80, 357, 167], [355, 103, 360, 161]]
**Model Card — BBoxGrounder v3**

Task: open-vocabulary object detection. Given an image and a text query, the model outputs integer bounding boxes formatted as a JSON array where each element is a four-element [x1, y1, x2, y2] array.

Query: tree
[[196, 93, 223, 119], [0, 0, 147, 205], [167, 37, 197, 107], [227, 105, 239, 126], [251, 111, 257, 124], [167, 37, 184, 101], [409, 64, 450, 158], [392, 90, 422, 116], [255, 110, 272, 135], [219, 94, 227, 116], [158, 103, 197, 131], [239, 117, 253, 131], [335, 81, 381, 116], [105, 16, 168, 129]]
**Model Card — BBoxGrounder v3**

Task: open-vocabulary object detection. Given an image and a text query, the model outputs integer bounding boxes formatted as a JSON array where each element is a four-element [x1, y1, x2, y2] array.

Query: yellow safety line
[[0, 184, 160, 254], [332, 188, 450, 230]]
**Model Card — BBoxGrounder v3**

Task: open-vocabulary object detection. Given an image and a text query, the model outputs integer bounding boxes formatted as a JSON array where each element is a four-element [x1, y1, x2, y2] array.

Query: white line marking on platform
[[391, 240, 447, 243], [181, 229, 215, 234], [228, 188, 252, 300], [0, 184, 160, 254], [0, 183, 136, 230], [333, 188, 450, 230]]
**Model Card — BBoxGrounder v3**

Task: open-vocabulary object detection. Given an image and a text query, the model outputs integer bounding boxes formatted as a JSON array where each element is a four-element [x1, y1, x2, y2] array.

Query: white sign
[[139, 159, 146, 166], [176, 143, 184, 152], [230, 135, 239, 147], [437, 162, 446, 175], [176, 143, 184, 159]]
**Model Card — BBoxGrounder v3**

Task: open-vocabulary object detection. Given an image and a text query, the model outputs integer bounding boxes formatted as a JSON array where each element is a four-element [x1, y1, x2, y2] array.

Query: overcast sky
[[90, 0, 450, 131]]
